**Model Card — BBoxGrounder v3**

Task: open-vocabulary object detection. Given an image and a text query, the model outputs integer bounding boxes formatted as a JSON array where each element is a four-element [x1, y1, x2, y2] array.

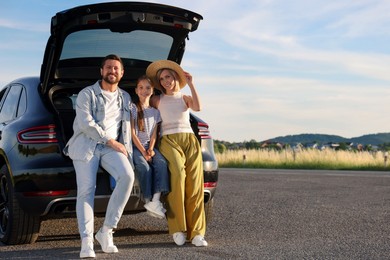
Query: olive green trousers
[[159, 133, 206, 240]]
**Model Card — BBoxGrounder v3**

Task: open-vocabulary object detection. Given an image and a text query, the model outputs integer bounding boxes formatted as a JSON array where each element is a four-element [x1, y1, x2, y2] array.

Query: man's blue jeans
[[133, 147, 170, 200], [73, 144, 134, 239]]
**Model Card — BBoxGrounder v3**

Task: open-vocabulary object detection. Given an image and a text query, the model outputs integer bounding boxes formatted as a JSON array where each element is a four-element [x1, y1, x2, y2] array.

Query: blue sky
[[1, 1, 390, 142]]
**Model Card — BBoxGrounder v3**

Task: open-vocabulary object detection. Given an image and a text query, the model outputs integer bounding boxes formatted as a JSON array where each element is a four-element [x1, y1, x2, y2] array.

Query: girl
[[146, 60, 208, 247], [131, 75, 169, 219]]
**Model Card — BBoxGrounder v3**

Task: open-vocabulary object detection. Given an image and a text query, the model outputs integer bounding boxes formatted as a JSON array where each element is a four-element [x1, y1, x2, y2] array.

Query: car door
[[0, 84, 26, 152]]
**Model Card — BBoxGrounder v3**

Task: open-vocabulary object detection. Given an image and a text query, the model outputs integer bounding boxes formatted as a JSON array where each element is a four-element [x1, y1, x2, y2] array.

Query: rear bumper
[[17, 188, 215, 218], [12, 157, 218, 217], [16, 191, 144, 218], [16, 170, 218, 217]]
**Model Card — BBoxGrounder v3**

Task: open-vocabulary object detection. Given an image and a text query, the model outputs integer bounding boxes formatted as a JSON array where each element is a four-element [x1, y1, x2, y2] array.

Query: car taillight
[[17, 124, 58, 144], [204, 182, 217, 188], [198, 122, 211, 139]]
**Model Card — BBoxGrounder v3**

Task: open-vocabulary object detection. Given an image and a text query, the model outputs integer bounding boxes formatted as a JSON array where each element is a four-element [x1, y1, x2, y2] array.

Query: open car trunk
[[40, 2, 202, 96], [42, 2, 202, 144]]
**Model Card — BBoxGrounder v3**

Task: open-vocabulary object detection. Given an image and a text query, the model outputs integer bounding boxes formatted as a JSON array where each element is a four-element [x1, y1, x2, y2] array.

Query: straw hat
[[146, 60, 186, 90]]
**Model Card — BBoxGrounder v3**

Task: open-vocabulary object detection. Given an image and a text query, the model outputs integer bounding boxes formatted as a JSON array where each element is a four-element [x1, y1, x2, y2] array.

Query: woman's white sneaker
[[191, 235, 208, 247], [173, 232, 186, 246]]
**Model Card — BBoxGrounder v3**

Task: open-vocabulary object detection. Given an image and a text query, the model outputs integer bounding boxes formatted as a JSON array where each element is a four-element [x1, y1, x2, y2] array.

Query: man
[[64, 54, 134, 258]]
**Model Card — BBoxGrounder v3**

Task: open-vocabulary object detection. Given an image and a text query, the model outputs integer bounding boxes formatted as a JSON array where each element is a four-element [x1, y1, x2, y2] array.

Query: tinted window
[[16, 87, 27, 118], [0, 88, 7, 103], [0, 85, 22, 123], [60, 29, 173, 62]]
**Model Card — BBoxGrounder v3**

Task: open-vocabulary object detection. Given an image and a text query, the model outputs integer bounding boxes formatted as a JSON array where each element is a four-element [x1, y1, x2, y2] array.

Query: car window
[[16, 87, 27, 118], [60, 29, 173, 62], [0, 88, 7, 107], [0, 85, 23, 123]]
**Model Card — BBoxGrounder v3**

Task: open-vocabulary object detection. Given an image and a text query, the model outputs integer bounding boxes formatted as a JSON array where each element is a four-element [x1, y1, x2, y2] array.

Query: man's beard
[[102, 73, 120, 84]]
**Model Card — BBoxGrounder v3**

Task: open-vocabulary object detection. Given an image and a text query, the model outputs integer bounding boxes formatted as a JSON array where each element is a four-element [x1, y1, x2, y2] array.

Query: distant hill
[[266, 133, 390, 146], [349, 133, 390, 145]]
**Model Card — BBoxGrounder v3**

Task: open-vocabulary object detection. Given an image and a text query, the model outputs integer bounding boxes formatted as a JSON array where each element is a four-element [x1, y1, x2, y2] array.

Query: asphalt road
[[1, 168, 390, 259]]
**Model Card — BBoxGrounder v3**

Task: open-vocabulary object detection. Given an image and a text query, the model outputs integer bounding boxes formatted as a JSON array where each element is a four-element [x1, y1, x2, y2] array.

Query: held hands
[[142, 148, 155, 162], [147, 148, 155, 157]]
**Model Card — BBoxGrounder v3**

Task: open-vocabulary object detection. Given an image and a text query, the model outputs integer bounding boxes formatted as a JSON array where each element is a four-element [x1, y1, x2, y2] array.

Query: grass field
[[216, 148, 390, 170]]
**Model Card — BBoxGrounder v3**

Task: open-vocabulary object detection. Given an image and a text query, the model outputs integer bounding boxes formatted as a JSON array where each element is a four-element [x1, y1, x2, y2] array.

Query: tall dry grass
[[216, 148, 389, 170]]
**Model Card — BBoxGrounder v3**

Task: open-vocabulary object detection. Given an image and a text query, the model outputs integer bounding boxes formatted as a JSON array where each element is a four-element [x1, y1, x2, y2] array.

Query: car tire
[[0, 165, 41, 245], [204, 198, 214, 223]]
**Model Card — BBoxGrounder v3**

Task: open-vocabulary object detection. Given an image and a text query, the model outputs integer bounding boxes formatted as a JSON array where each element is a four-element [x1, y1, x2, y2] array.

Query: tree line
[[214, 139, 390, 154]]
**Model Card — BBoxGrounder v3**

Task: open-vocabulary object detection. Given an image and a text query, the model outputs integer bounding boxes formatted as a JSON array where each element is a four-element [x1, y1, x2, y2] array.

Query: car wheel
[[0, 165, 41, 245], [204, 198, 214, 223]]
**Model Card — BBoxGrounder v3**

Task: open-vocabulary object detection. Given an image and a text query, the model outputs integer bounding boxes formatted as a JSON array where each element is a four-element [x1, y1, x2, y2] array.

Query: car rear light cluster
[[204, 182, 217, 188], [198, 122, 211, 139], [17, 124, 58, 144]]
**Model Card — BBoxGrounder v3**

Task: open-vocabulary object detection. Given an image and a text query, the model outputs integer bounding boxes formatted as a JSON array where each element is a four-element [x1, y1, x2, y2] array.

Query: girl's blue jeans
[[133, 146, 170, 200]]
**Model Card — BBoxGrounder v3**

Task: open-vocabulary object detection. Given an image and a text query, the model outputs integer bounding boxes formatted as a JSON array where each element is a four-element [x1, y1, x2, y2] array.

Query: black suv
[[0, 2, 218, 245]]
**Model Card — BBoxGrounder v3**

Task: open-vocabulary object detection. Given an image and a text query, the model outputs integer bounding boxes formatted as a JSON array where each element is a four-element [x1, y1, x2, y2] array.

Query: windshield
[[60, 29, 173, 62]]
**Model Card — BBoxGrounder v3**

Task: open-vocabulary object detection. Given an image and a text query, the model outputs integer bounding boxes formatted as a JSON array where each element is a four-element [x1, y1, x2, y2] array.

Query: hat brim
[[146, 60, 186, 91]]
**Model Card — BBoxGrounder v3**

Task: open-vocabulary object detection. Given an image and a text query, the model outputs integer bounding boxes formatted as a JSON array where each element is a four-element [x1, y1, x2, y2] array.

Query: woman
[[146, 60, 208, 247]]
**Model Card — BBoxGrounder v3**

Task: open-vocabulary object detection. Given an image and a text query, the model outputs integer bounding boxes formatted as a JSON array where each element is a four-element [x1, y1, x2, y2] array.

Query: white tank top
[[159, 92, 193, 135]]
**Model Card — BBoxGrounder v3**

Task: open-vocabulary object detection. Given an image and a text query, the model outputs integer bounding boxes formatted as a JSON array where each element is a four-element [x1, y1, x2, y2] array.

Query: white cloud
[[0, 18, 47, 32], [326, 1, 390, 37]]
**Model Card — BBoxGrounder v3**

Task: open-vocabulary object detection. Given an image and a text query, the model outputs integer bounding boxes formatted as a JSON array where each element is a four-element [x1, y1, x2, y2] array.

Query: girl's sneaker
[[144, 201, 166, 219]]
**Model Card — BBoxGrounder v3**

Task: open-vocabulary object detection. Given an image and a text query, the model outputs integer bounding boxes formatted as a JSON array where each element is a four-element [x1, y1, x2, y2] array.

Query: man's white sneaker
[[80, 237, 95, 258], [173, 232, 186, 246], [144, 201, 166, 219], [95, 228, 118, 253], [191, 235, 208, 247]]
